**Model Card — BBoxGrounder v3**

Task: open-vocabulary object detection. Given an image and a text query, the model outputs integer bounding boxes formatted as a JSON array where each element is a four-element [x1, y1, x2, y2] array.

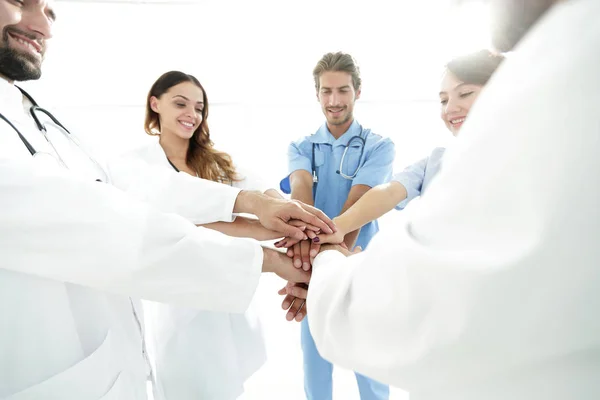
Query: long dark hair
[[145, 71, 238, 183], [446, 50, 505, 86]]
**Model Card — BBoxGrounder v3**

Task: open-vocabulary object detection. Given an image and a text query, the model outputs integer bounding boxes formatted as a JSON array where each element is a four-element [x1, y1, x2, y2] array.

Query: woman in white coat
[[108, 71, 305, 400]]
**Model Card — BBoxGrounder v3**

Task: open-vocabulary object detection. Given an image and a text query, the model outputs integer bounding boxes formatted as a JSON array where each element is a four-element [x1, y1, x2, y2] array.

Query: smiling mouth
[[178, 120, 195, 129], [450, 117, 465, 126], [7, 32, 43, 57]]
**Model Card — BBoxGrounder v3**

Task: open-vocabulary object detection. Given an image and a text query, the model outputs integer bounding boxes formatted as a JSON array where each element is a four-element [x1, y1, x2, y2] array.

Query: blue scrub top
[[280, 120, 395, 250]]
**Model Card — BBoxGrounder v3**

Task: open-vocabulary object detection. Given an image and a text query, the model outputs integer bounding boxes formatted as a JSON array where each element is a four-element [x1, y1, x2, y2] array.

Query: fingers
[[281, 293, 295, 309], [312, 232, 344, 245], [285, 284, 308, 299], [309, 241, 321, 260], [300, 240, 311, 271], [291, 202, 336, 234], [287, 220, 307, 230], [282, 260, 311, 283], [295, 302, 307, 322], [272, 219, 307, 241], [286, 247, 294, 258], [286, 299, 306, 321], [275, 237, 301, 249], [292, 243, 302, 268]]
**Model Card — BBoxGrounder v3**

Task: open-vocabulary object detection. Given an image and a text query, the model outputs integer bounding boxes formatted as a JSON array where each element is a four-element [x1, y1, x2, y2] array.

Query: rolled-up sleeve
[[392, 157, 429, 210], [280, 140, 312, 194]]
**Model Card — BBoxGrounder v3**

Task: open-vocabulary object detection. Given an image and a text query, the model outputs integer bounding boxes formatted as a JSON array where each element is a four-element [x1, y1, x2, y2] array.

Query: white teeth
[[451, 117, 465, 124], [180, 121, 193, 127], [14, 36, 39, 54]]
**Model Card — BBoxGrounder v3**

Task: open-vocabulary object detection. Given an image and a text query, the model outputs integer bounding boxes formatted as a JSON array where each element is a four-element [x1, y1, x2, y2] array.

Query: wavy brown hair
[[145, 71, 238, 183]]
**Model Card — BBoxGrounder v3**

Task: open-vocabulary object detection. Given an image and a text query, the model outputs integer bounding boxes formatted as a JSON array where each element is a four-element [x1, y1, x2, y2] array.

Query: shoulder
[[289, 135, 315, 155], [364, 129, 395, 152], [108, 143, 161, 168]]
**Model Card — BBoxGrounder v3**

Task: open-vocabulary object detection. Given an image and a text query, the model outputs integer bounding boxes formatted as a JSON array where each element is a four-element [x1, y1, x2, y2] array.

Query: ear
[[150, 96, 160, 113], [355, 87, 361, 101]]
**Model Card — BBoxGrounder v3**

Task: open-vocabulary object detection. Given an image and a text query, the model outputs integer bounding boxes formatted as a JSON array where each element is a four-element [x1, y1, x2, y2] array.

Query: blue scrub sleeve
[[351, 138, 395, 189], [280, 141, 312, 194], [392, 156, 429, 210]]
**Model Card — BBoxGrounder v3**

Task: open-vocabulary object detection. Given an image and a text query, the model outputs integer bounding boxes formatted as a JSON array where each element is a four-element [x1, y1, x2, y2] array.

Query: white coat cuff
[[220, 187, 242, 223]]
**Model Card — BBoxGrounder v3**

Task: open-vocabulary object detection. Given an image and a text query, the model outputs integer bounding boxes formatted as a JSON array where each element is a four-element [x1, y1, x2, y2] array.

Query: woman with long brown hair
[[109, 71, 307, 400]]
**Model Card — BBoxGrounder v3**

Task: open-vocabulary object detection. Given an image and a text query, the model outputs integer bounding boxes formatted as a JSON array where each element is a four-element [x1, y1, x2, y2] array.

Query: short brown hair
[[313, 52, 362, 91]]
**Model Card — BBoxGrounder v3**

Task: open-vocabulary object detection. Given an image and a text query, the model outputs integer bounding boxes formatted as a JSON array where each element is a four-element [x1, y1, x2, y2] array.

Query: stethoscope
[[0, 86, 107, 182], [311, 126, 367, 193]]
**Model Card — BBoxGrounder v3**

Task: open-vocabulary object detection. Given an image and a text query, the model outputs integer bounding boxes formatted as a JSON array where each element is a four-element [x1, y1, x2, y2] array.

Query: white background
[[23, 0, 490, 398]]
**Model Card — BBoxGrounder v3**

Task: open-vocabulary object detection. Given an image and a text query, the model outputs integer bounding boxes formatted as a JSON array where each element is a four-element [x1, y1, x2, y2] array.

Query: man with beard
[[295, 1, 600, 399], [0, 1, 335, 398], [278, 51, 395, 400]]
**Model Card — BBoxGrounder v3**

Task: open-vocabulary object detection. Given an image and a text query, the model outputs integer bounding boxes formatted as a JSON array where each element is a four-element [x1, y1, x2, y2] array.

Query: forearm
[[265, 188, 284, 199], [336, 181, 408, 236], [290, 171, 314, 206], [202, 217, 283, 241]]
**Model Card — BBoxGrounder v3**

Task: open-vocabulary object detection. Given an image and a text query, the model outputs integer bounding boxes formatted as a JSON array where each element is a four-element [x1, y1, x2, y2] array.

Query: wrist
[[333, 216, 351, 236], [234, 190, 264, 215], [261, 247, 282, 274]]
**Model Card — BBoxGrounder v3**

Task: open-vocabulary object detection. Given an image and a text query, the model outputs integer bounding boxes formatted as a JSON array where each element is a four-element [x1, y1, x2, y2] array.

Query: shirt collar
[[0, 77, 27, 119], [307, 119, 362, 146]]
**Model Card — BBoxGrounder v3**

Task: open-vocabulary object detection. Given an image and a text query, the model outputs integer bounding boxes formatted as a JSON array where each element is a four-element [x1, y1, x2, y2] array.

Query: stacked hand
[[277, 242, 360, 322]]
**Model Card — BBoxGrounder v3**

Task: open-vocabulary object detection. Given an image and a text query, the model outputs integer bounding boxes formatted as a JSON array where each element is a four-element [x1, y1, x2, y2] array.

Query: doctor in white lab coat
[[106, 70, 289, 400], [0, 2, 327, 399], [110, 143, 273, 400], [297, 1, 600, 399]]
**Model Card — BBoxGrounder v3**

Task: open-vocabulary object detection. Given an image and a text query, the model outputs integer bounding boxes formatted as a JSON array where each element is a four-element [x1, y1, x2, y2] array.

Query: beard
[[0, 28, 43, 82], [490, 0, 558, 52]]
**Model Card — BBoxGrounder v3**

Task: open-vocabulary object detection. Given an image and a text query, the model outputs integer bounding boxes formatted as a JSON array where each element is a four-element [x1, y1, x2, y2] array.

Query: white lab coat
[[107, 143, 269, 400], [307, 1, 600, 400], [0, 81, 263, 399]]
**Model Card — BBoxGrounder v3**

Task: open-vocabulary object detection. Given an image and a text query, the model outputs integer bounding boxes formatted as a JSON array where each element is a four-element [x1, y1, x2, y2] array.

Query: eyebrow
[[45, 6, 57, 22], [321, 85, 351, 90], [439, 83, 472, 96], [172, 95, 204, 104]]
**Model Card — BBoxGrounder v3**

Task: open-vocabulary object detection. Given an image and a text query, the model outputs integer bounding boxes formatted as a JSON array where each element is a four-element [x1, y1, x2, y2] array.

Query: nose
[[328, 92, 340, 106], [25, 7, 54, 39], [186, 105, 199, 121], [444, 97, 461, 115]]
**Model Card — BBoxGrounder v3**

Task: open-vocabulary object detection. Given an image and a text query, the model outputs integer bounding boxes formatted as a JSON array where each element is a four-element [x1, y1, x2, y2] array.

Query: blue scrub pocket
[[340, 146, 362, 177]]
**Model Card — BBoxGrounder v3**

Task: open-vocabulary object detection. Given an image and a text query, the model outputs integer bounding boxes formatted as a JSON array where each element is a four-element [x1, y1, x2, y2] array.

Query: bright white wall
[[20, 1, 490, 398]]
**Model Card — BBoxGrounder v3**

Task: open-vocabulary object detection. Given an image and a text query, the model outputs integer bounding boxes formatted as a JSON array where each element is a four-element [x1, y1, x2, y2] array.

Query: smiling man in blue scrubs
[[280, 51, 395, 400]]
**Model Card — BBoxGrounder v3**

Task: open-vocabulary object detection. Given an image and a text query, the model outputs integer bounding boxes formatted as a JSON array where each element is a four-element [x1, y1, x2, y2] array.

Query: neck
[[159, 130, 190, 162], [0, 74, 14, 85], [327, 118, 353, 139]]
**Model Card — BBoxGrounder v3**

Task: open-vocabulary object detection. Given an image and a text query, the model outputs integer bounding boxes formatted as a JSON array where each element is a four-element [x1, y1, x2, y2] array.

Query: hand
[[312, 229, 346, 246], [278, 282, 309, 322], [262, 248, 311, 283], [274, 220, 320, 248], [290, 239, 316, 271], [249, 194, 336, 240]]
